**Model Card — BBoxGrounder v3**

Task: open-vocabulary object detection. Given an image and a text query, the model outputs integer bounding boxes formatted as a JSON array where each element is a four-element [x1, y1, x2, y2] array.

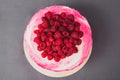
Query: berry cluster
[[33, 11, 83, 62]]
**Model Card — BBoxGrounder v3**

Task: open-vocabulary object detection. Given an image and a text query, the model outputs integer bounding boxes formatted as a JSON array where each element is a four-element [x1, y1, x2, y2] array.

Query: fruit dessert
[[24, 5, 92, 77]]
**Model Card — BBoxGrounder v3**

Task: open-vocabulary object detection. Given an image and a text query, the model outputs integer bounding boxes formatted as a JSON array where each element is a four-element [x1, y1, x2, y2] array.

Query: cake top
[[24, 6, 92, 71]]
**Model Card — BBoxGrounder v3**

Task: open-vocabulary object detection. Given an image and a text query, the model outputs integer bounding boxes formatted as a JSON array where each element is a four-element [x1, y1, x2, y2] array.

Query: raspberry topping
[[33, 11, 84, 62]]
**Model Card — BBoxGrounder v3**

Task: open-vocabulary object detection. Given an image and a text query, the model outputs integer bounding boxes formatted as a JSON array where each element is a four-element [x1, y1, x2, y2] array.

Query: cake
[[23, 5, 92, 77]]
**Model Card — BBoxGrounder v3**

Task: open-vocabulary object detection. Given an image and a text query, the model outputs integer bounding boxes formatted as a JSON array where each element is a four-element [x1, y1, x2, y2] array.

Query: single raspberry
[[74, 26, 80, 31], [46, 41, 52, 47], [66, 43, 73, 48], [41, 51, 47, 58], [54, 56, 61, 62], [66, 51, 73, 57], [53, 52, 58, 56], [55, 39, 62, 45], [34, 30, 39, 34], [67, 24, 74, 31], [51, 26, 57, 32], [49, 36, 54, 42], [44, 47, 51, 52], [62, 21, 68, 27], [41, 17, 48, 22], [60, 54, 66, 59], [58, 50, 66, 59], [62, 31, 69, 36], [79, 31, 84, 38], [40, 35, 47, 42], [44, 28, 50, 32], [65, 18, 72, 24], [47, 31, 53, 37], [33, 37, 41, 44], [41, 21, 49, 28], [51, 45, 57, 51], [59, 26, 65, 31], [49, 19, 54, 26], [38, 25, 44, 32], [73, 39, 82, 45], [48, 50, 53, 55], [67, 14, 74, 21], [60, 12, 66, 18], [74, 21, 80, 27], [62, 46, 68, 53], [57, 50, 63, 55], [54, 31, 62, 39], [47, 55, 53, 60], [45, 11, 52, 20], [69, 37, 74, 43], [53, 14, 61, 20], [71, 46, 78, 53], [54, 21, 60, 27], [40, 32, 47, 41], [71, 31, 79, 39], [39, 42, 46, 50], [55, 45, 61, 51], [64, 38, 69, 44], [37, 46, 43, 51]]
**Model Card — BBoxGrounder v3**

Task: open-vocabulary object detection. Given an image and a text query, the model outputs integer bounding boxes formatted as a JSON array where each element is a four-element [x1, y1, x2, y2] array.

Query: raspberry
[[39, 42, 46, 50], [71, 46, 78, 53], [46, 41, 52, 47], [64, 38, 69, 44], [55, 39, 62, 45], [54, 21, 60, 27], [47, 31, 53, 37], [37, 46, 43, 51], [67, 14, 74, 21], [67, 24, 74, 31], [74, 26, 80, 31], [69, 37, 74, 43], [59, 26, 65, 31], [66, 43, 73, 48], [34, 30, 39, 34], [62, 46, 68, 53], [54, 31, 62, 39], [49, 36, 54, 42], [62, 31, 69, 36], [47, 55, 53, 60], [66, 51, 73, 57], [71, 31, 79, 39], [55, 45, 61, 51], [44, 47, 51, 52], [79, 31, 84, 38], [41, 21, 49, 28], [45, 11, 52, 19], [33, 37, 41, 44], [60, 12, 66, 18], [74, 21, 80, 27], [42, 17, 48, 22], [54, 56, 61, 62], [51, 26, 57, 32], [38, 25, 44, 32], [73, 39, 82, 45], [41, 51, 47, 58]]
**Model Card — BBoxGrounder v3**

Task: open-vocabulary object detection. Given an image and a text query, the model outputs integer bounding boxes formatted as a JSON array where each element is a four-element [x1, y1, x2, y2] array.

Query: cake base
[[24, 42, 92, 77]]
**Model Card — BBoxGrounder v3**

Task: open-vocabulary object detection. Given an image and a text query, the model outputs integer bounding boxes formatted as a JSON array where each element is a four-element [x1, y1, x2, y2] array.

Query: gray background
[[0, 0, 120, 80]]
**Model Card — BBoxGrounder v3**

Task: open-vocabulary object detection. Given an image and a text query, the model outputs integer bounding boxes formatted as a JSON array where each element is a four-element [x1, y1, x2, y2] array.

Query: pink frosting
[[24, 6, 92, 72]]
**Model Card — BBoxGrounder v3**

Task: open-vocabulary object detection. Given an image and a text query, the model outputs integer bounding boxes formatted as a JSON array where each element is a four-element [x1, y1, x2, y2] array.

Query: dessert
[[23, 5, 92, 77]]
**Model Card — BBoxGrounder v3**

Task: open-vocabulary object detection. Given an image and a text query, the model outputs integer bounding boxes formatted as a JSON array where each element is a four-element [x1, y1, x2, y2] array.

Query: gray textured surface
[[0, 0, 120, 80]]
